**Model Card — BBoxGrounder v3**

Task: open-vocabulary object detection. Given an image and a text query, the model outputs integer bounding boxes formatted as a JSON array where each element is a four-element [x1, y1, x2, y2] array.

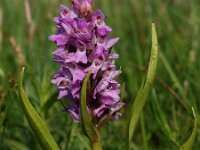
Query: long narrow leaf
[[17, 67, 59, 150], [180, 107, 197, 150], [127, 23, 158, 148], [80, 70, 100, 146]]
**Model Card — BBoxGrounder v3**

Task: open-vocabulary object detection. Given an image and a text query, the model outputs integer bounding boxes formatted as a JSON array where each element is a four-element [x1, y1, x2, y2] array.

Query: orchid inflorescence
[[49, 0, 124, 125]]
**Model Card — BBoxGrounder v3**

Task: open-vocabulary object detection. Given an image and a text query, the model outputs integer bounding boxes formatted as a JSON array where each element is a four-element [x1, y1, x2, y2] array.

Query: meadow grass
[[0, 0, 200, 149]]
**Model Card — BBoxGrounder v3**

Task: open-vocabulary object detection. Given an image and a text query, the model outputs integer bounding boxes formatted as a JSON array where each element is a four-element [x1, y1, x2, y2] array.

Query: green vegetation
[[0, 0, 199, 149]]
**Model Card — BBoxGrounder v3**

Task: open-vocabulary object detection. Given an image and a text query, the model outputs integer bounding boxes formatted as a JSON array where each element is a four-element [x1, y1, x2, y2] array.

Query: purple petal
[[76, 50, 88, 64], [52, 47, 67, 55], [108, 52, 119, 59], [109, 103, 125, 115], [72, 0, 80, 11], [106, 37, 119, 49], [53, 17, 60, 24], [91, 10, 105, 25], [60, 4, 71, 18], [89, 45, 106, 62], [49, 34, 68, 46], [80, 0, 92, 15], [61, 23, 73, 34], [85, 59, 102, 79], [103, 69, 121, 79], [101, 61, 115, 71], [75, 40, 86, 50], [93, 80, 109, 99], [86, 0, 92, 3], [57, 77, 70, 89], [71, 82, 81, 98], [97, 25, 112, 42], [70, 66, 85, 83], [99, 89, 120, 105], [112, 112, 121, 120], [68, 105, 80, 122], [94, 104, 107, 117], [58, 90, 69, 99], [65, 50, 87, 64], [96, 80, 109, 93]]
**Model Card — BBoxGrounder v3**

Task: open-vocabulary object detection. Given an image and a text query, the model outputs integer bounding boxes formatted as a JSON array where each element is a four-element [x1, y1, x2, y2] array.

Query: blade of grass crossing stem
[[17, 67, 59, 150], [80, 70, 102, 150], [180, 107, 197, 150], [127, 23, 158, 148], [159, 51, 189, 111], [152, 89, 172, 137]]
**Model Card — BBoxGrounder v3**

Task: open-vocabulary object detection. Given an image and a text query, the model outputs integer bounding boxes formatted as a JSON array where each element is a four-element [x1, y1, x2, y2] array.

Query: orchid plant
[[16, 0, 197, 150]]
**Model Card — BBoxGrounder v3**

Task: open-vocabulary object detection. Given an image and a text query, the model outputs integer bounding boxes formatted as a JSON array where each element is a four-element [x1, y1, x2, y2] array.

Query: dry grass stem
[[24, 0, 35, 43], [9, 37, 25, 66], [0, 8, 3, 44]]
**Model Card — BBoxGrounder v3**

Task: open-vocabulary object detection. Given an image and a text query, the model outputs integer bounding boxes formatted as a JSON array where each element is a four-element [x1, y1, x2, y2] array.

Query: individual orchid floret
[[49, 0, 124, 124], [91, 10, 105, 25]]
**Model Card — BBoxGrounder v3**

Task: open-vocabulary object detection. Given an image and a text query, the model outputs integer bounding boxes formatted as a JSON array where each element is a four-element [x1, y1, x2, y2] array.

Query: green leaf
[[80, 70, 101, 149], [180, 107, 197, 150], [41, 92, 57, 117], [4, 139, 29, 150], [67, 122, 77, 150], [159, 51, 189, 111], [17, 67, 60, 150], [127, 23, 158, 148], [0, 90, 16, 128], [0, 67, 4, 77]]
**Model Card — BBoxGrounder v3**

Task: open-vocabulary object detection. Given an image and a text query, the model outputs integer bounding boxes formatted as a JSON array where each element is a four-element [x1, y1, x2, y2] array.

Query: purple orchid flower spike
[[49, 0, 124, 126]]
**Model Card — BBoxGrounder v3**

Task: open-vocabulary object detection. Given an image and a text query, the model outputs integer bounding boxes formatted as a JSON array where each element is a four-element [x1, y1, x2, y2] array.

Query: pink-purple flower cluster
[[49, 0, 124, 122]]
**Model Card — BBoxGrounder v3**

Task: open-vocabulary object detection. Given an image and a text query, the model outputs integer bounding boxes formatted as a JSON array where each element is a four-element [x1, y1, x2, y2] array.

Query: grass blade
[[17, 67, 60, 150], [180, 107, 197, 150], [159, 51, 189, 111], [127, 23, 158, 148], [4, 139, 29, 150]]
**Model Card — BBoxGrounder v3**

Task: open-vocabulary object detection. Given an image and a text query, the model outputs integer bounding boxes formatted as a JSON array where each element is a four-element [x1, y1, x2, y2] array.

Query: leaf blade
[[17, 67, 59, 150], [127, 23, 158, 148], [80, 70, 99, 143], [180, 107, 197, 150]]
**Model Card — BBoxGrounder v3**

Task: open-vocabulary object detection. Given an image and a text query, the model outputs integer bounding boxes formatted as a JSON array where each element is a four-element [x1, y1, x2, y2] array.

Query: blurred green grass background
[[0, 0, 200, 149]]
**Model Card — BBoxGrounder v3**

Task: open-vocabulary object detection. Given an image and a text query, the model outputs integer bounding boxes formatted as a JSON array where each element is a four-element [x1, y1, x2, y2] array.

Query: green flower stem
[[92, 138, 102, 150]]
